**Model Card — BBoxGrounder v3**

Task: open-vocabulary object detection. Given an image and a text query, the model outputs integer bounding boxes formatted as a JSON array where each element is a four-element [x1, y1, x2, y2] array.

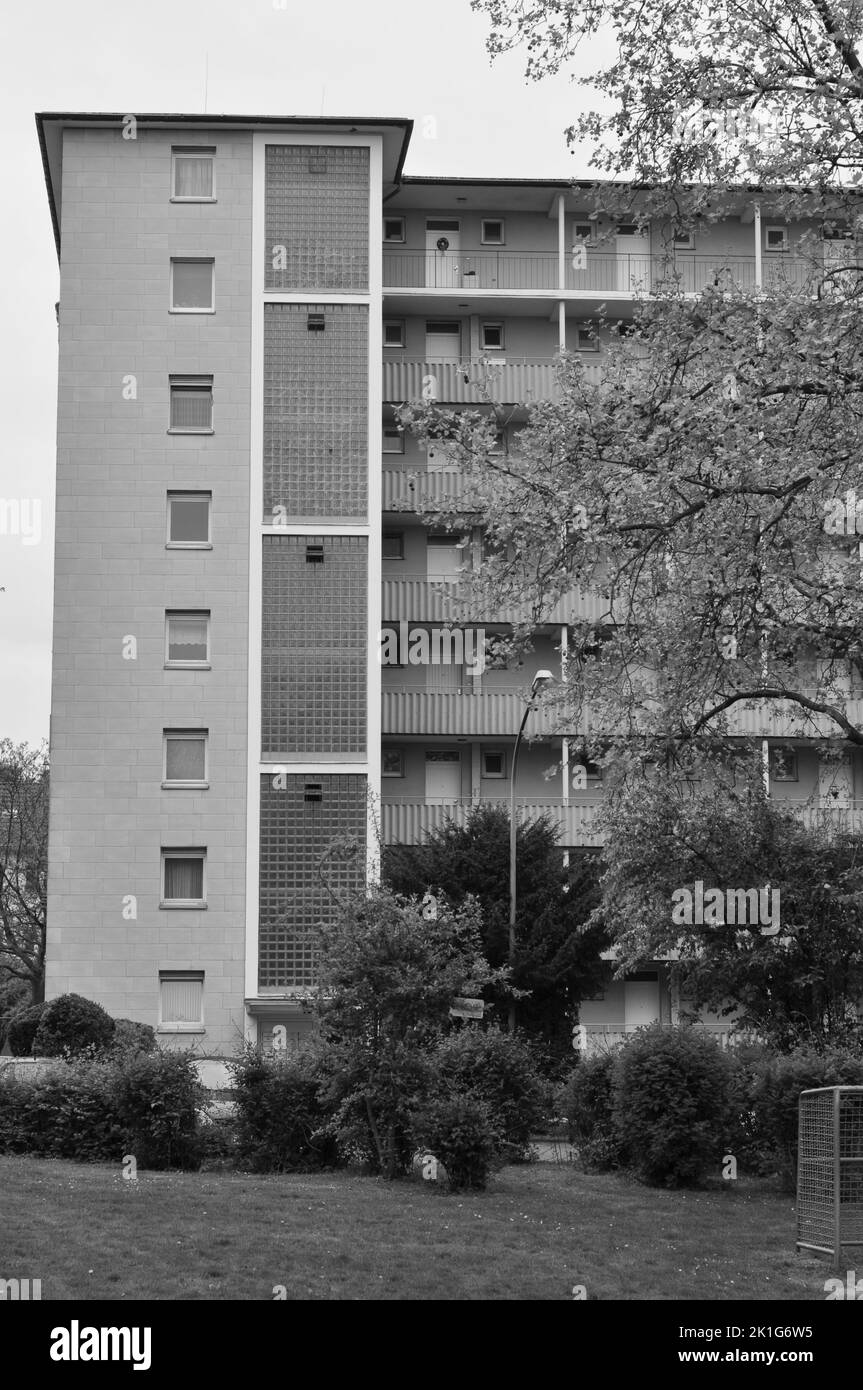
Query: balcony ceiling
[[380, 293, 621, 317]]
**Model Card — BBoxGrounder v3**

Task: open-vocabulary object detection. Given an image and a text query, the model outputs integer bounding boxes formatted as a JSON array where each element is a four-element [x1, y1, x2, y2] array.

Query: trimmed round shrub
[[6, 1002, 50, 1056], [750, 1043, 863, 1190], [613, 1024, 735, 1187], [229, 1045, 337, 1173], [558, 1050, 622, 1172], [433, 1027, 550, 1158], [110, 1050, 205, 1170], [413, 1092, 499, 1191], [109, 1019, 157, 1057], [33, 993, 115, 1058]]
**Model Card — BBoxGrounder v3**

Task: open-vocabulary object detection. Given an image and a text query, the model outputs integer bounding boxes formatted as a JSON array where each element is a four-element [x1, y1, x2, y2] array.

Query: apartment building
[[37, 112, 862, 1054]]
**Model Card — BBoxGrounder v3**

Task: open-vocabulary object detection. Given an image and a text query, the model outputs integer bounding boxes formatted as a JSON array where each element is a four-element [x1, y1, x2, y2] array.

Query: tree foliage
[[0, 741, 48, 1000]]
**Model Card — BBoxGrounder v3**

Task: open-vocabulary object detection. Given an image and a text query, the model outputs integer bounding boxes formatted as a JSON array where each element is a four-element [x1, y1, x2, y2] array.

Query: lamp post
[[508, 670, 553, 1031]]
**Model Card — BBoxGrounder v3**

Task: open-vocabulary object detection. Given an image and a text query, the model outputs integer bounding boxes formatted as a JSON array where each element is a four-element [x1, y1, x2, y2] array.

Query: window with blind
[[159, 971, 204, 1030], [163, 731, 208, 786], [165, 611, 210, 666], [170, 259, 214, 311], [171, 148, 215, 201], [169, 377, 213, 432], [161, 852, 206, 906], [167, 493, 211, 546]]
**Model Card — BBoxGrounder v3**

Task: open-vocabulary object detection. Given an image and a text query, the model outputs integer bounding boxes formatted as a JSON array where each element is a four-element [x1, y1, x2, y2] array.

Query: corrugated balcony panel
[[727, 697, 863, 739], [382, 798, 603, 847], [789, 801, 863, 836], [382, 466, 464, 511], [381, 575, 608, 624], [381, 687, 564, 737], [382, 358, 587, 404]]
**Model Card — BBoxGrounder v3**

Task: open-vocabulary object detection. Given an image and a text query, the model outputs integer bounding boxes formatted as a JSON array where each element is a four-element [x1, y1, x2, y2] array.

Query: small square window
[[383, 531, 404, 559], [307, 313, 326, 332], [163, 730, 208, 786], [576, 326, 599, 352], [383, 426, 405, 455], [161, 851, 206, 907], [481, 219, 505, 245], [384, 319, 405, 347], [167, 493, 211, 546], [305, 544, 324, 564], [166, 611, 210, 666], [481, 322, 505, 351], [574, 222, 596, 244], [765, 226, 788, 252], [304, 782, 323, 802], [482, 748, 506, 778], [159, 970, 204, 1029], [169, 376, 213, 432], [770, 748, 798, 781], [171, 148, 215, 201], [617, 223, 640, 236], [170, 259, 214, 312], [384, 217, 406, 243], [382, 748, 405, 777], [672, 229, 695, 249]]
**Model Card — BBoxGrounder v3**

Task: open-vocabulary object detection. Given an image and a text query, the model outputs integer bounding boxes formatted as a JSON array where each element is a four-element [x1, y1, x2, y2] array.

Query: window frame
[[575, 326, 599, 352], [481, 321, 505, 351], [481, 218, 505, 245], [382, 748, 405, 777], [482, 747, 507, 779], [765, 226, 789, 253], [162, 729, 209, 789], [382, 425, 406, 455], [160, 849, 207, 909], [166, 492, 212, 549], [573, 221, 597, 246], [672, 229, 695, 250], [383, 319, 406, 348], [170, 147, 216, 203], [382, 530, 405, 560], [165, 610, 211, 669], [168, 375, 214, 434], [383, 216, 406, 243], [158, 969, 205, 1032], [769, 748, 799, 782], [169, 258, 215, 313]]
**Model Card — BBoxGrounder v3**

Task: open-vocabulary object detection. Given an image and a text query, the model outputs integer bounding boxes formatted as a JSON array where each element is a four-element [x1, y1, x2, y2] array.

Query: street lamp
[[508, 670, 553, 1031]]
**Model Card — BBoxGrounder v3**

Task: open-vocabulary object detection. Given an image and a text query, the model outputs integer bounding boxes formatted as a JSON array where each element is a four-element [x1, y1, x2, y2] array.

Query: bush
[[613, 1025, 735, 1187], [229, 1045, 337, 1173], [6, 1002, 49, 1056], [0, 1060, 123, 1161], [110, 1050, 205, 1171], [0, 978, 30, 1051], [433, 1027, 550, 1159], [750, 1043, 863, 1189], [33, 994, 115, 1058], [109, 1019, 157, 1057], [558, 1051, 622, 1172], [413, 1092, 500, 1191]]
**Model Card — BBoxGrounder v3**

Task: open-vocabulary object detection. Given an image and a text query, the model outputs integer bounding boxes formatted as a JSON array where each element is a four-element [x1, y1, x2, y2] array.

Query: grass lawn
[[0, 1154, 835, 1301]]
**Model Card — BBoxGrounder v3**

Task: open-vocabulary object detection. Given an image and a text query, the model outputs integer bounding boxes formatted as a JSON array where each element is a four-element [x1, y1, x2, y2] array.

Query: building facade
[[38, 112, 863, 1054]]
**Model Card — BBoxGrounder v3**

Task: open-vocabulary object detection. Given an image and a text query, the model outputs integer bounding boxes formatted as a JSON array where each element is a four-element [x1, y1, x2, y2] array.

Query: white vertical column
[[366, 136, 383, 882], [753, 201, 762, 289]]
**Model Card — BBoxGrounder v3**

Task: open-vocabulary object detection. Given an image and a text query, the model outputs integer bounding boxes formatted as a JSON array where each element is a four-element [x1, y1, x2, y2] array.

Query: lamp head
[[532, 669, 554, 692]]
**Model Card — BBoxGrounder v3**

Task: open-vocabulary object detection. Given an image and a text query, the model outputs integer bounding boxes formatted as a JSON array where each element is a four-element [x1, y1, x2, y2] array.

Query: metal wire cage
[[797, 1087, 863, 1267]]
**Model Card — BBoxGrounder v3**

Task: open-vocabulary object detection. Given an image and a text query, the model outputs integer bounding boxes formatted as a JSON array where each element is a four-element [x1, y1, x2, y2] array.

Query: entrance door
[[615, 223, 651, 292], [623, 972, 660, 1029], [425, 750, 461, 802], [426, 531, 463, 577], [426, 221, 461, 288]]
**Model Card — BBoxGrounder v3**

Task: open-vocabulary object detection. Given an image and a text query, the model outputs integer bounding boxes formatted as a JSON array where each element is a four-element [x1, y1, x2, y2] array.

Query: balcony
[[383, 465, 464, 511], [381, 797, 603, 847], [787, 800, 863, 836], [382, 574, 609, 624], [576, 1022, 737, 1055], [382, 357, 602, 405], [382, 685, 565, 737], [383, 249, 820, 296]]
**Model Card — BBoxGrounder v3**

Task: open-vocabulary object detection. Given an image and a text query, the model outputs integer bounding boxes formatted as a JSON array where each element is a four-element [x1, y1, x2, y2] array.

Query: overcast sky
[[0, 0, 608, 748]]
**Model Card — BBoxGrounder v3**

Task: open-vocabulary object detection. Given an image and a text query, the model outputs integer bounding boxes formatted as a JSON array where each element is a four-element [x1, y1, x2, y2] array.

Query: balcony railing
[[788, 800, 863, 836], [383, 249, 821, 295], [576, 1022, 737, 1055], [382, 797, 603, 847], [382, 574, 609, 624], [382, 685, 562, 737], [383, 465, 465, 511], [382, 357, 603, 404]]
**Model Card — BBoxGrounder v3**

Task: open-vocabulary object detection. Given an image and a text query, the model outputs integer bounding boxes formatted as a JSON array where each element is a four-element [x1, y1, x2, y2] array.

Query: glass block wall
[[258, 774, 367, 989], [263, 302, 368, 520], [264, 144, 369, 292], [261, 534, 368, 756]]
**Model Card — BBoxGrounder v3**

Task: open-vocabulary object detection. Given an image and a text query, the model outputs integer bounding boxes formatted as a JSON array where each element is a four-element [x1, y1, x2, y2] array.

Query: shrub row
[[559, 1025, 863, 1188]]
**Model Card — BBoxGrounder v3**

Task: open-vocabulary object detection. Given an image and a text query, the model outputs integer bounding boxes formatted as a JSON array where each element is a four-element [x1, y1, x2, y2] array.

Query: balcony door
[[425, 221, 461, 288], [615, 223, 651, 292], [623, 972, 660, 1029], [425, 750, 461, 802], [425, 319, 461, 362], [819, 753, 853, 809]]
